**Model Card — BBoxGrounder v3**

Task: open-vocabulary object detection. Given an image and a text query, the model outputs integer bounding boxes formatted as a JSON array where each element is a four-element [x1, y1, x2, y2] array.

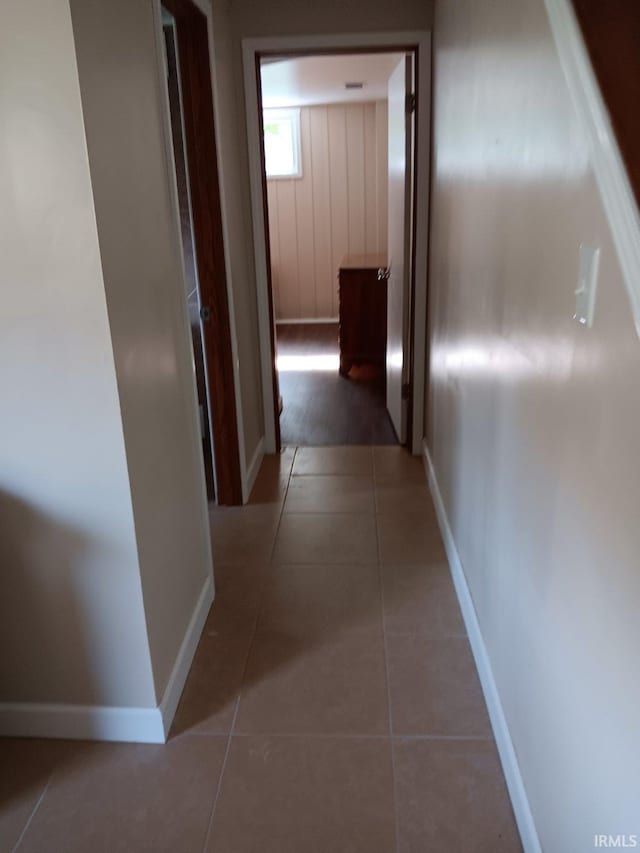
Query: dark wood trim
[[164, 0, 243, 504], [572, 0, 640, 211], [422, 40, 435, 444], [406, 49, 419, 451], [258, 45, 418, 60], [255, 53, 282, 452]]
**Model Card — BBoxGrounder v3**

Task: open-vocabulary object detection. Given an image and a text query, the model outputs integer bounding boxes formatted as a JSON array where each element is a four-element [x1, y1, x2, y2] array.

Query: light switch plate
[[574, 244, 600, 328]]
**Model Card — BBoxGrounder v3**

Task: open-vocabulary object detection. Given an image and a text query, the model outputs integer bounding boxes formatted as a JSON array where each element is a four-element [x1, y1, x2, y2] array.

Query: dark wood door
[[163, 21, 216, 502], [163, 0, 243, 505]]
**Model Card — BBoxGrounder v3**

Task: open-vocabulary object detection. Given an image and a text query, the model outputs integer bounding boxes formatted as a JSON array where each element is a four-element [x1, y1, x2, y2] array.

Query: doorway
[[159, 0, 243, 504], [262, 53, 404, 446], [243, 33, 431, 456], [162, 9, 216, 498]]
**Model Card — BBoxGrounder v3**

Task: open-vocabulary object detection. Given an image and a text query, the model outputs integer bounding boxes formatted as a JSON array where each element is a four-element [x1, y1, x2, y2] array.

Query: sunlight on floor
[[276, 353, 340, 372]]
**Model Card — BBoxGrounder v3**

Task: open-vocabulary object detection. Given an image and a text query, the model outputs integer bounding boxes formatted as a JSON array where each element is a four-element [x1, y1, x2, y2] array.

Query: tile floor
[[1, 446, 521, 852]]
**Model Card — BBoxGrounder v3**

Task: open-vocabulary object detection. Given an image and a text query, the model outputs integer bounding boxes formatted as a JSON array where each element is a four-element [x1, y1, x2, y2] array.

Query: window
[[263, 108, 302, 178]]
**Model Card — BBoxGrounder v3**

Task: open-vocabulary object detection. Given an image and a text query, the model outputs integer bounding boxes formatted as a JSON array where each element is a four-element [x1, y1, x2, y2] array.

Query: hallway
[[187, 446, 521, 850], [0, 447, 520, 852]]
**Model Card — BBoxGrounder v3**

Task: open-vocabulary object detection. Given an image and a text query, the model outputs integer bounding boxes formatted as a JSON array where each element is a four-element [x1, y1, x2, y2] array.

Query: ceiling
[[260, 53, 404, 108]]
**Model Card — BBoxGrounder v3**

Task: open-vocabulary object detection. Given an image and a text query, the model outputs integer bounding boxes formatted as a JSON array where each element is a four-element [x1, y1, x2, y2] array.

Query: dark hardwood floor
[[276, 323, 398, 447]]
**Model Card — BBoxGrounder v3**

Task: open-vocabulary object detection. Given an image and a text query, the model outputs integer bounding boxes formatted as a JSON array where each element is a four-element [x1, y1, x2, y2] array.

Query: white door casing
[[242, 32, 431, 455], [386, 55, 413, 444]]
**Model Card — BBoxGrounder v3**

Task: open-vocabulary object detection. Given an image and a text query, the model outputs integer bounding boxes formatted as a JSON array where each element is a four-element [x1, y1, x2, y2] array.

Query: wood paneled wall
[[267, 101, 388, 321]]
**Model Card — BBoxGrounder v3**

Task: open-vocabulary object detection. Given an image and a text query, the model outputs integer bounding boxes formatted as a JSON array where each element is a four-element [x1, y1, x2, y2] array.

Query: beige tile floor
[[1, 446, 521, 852]]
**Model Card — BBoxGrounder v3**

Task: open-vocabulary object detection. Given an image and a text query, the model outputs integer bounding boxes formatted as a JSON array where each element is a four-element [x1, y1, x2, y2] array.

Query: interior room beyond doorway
[[276, 322, 396, 445], [260, 52, 408, 447]]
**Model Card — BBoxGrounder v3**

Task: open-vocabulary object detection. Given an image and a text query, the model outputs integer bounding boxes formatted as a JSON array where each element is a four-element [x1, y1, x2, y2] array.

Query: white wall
[[267, 101, 388, 321], [427, 0, 640, 848], [0, 0, 155, 709], [69, 0, 214, 700]]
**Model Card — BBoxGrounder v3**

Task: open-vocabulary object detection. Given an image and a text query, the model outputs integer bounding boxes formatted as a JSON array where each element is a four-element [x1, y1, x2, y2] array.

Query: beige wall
[[0, 0, 155, 708], [1, 0, 214, 730], [268, 101, 388, 321], [230, 0, 433, 39], [70, 0, 213, 700], [428, 0, 640, 848]]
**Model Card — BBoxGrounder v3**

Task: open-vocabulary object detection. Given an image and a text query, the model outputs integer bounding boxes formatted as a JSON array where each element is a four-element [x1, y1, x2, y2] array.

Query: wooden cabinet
[[338, 254, 387, 377]]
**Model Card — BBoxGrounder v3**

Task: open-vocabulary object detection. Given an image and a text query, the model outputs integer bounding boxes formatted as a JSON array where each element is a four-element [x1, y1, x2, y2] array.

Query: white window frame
[[263, 107, 302, 179]]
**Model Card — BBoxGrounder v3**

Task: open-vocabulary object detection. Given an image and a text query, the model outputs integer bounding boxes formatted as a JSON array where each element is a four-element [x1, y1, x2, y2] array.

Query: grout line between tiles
[[228, 731, 390, 740], [267, 449, 295, 564], [384, 629, 469, 638], [281, 510, 377, 516], [266, 560, 379, 567], [288, 472, 375, 478], [12, 772, 52, 852], [184, 730, 494, 742], [200, 529, 274, 853], [290, 472, 374, 479], [391, 733, 495, 741], [200, 696, 240, 853], [374, 505, 401, 853]]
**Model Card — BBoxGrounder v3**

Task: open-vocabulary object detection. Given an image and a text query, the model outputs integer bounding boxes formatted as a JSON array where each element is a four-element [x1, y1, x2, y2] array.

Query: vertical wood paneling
[[275, 180, 299, 318], [376, 100, 388, 255], [310, 106, 333, 317], [364, 102, 378, 254], [267, 101, 387, 320], [346, 104, 366, 256], [294, 108, 316, 317], [328, 105, 349, 318], [266, 181, 281, 316]]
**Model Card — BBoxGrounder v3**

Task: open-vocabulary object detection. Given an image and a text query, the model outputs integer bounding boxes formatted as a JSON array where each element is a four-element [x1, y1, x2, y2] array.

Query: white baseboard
[[0, 575, 214, 744], [242, 436, 265, 504], [0, 701, 165, 744], [158, 573, 213, 737], [275, 317, 338, 325], [422, 440, 542, 853]]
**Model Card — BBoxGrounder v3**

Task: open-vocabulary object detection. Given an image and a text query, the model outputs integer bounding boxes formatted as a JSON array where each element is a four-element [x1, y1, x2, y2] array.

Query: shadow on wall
[[0, 490, 94, 708], [0, 490, 103, 816]]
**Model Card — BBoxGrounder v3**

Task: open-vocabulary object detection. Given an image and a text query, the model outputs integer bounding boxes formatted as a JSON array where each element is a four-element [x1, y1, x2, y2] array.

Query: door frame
[[242, 31, 431, 455], [153, 0, 245, 503]]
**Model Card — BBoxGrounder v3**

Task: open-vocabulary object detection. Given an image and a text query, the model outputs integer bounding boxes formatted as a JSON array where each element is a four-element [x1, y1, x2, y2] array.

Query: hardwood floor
[[276, 323, 397, 447]]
